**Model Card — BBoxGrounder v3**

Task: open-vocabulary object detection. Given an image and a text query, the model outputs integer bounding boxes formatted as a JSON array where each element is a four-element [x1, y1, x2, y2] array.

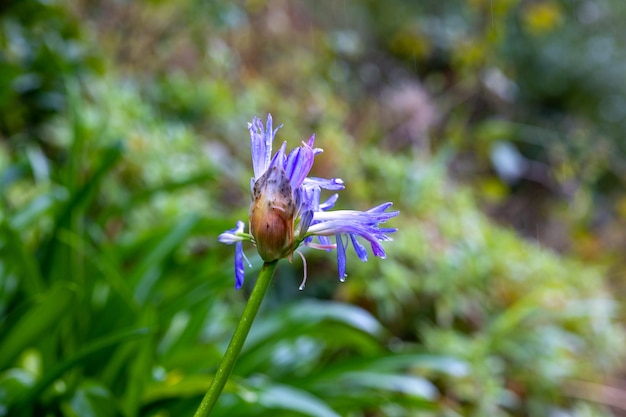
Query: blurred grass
[[1, 1, 626, 416]]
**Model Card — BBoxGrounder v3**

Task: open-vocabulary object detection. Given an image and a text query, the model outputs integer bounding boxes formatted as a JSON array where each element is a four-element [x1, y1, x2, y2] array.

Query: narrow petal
[[318, 235, 332, 248], [369, 238, 387, 259], [307, 220, 392, 242], [313, 206, 399, 224], [234, 241, 245, 289], [285, 143, 315, 190], [303, 177, 345, 190], [336, 233, 347, 281], [306, 209, 396, 260], [305, 186, 321, 212], [350, 234, 368, 262], [249, 117, 267, 178], [319, 193, 339, 211], [296, 209, 314, 238], [267, 141, 287, 172], [218, 220, 246, 244], [367, 202, 395, 213], [249, 114, 282, 178]]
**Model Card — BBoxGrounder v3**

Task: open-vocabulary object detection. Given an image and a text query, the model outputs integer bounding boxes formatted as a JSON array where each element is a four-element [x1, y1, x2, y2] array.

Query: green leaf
[[0, 219, 44, 295], [0, 369, 36, 412], [120, 309, 156, 417], [9, 190, 61, 231], [131, 214, 200, 303], [39, 142, 123, 274], [16, 327, 150, 407], [0, 282, 76, 370], [235, 301, 387, 375], [142, 374, 214, 404], [255, 383, 341, 417], [244, 300, 385, 349], [336, 372, 436, 399], [63, 381, 118, 417], [100, 171, 216, 221]]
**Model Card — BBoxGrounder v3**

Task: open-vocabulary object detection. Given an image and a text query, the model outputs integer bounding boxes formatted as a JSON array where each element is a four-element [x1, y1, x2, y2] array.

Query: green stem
[[193, 260, 278, 417]]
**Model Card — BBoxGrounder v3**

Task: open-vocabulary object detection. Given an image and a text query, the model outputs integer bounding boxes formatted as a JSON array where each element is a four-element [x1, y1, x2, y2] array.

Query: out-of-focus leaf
[[9, 190, 62, 231], [333, 372, 436, 399], [63, 381, 118, 417], [16, 327, 150, 407], [101, 171, 217, 221], [39, 142, 123, 273], [306, 353, 469, 380], [0, 369, 36, 414], [131, 214, 199, 303], [120, 309, 156, 417], [142, 374, 214, 404], [235, 301, 386, 374], [0, 219, 44, 295], [244, 300, 385, 348], [0, 282, 76, 369], [255, 383, 341, 417]]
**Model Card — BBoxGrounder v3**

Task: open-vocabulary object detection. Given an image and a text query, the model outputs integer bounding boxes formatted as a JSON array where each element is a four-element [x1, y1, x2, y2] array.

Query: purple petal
[[304, 177, 345, 190], [313, 207, 399, 224], [267, 141, 287, 171], [249, 114, 283, 178], [318, 235, 332, 248], [367, 202, 395, 213], [234, 241, 245, 289], [369, 239, 387, 259], [285, 143, 315, 190], [297, 209, 314, 236], [248, 117, 268, 178], [350, 234, 368, 262], [319, 194, 339, 211], [218, 220, 246, 244], [336, 233, 347, 281], [305, 186, 321, 212], [306, 220, 394, 260]]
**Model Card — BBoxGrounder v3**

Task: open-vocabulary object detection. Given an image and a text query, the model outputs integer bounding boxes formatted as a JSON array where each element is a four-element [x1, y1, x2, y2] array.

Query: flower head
[[219, 114, 399, 289]]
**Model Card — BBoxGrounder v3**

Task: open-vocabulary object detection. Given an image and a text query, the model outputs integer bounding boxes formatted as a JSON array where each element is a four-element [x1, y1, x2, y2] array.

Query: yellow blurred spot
[[389, 30, 431, 60], [453, 38, 487, 69], [572, 230, 602, 261], [616, 196, 626, 218], [479, 178, 509, 204], [165, 369, 184, 385], [523, 2, 562, 35], [20, 348, 42, 378]]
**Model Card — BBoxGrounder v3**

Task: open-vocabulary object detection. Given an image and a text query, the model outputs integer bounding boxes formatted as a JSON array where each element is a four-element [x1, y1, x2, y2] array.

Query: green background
[[1, 1, 625, 416]]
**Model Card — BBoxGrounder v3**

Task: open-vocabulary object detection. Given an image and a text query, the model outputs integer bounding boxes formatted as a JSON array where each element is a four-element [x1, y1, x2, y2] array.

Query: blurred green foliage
[[1, 0, 626, 416], [0, 0, 100, 142]]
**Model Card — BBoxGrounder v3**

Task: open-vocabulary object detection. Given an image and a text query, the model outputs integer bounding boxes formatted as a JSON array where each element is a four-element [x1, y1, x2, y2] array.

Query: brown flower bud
[[249, 165, 296, 262]]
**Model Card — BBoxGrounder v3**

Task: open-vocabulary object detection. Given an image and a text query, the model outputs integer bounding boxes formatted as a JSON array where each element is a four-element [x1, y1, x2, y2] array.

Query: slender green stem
[[193, 260, 278, 417]]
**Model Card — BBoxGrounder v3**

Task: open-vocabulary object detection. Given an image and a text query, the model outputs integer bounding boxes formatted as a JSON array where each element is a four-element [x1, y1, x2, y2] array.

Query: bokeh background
[[2, 0, 626, 416]]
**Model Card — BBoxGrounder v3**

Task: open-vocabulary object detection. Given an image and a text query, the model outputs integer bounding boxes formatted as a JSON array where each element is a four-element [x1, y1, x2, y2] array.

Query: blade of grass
[[0, 282, 77, 369], [39, 142, 124, 275], [0, 219, 44, 295], [99, 171, 216, 222], [14, 327, 151, 407], [132, 214, 199, 304]]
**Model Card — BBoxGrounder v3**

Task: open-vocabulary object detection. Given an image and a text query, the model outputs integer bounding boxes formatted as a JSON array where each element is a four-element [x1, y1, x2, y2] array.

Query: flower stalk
[[193, 261, 278, 417]]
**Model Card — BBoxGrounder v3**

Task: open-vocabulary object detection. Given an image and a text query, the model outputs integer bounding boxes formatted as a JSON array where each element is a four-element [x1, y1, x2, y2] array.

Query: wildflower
[[218, 114, 398, 290]]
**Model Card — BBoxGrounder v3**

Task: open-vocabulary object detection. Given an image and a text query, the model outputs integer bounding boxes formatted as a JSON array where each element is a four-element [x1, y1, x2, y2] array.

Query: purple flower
[[218, 114, 399, 289]]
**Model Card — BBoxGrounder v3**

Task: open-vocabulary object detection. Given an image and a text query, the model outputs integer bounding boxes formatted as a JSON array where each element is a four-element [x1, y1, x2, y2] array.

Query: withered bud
[[249, 165, 296, 262]]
